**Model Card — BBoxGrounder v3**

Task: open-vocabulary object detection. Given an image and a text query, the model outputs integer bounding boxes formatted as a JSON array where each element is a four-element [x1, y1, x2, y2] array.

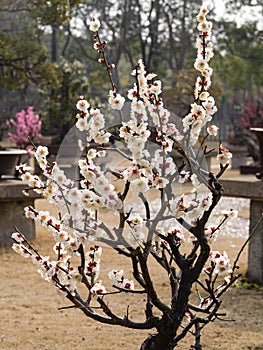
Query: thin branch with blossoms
[[11, 5, 249, 350]]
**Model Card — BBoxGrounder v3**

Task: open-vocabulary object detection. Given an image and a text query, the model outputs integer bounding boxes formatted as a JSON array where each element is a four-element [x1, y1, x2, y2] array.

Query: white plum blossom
[[169, 195, 190, 219], [76, 117, 88, 132], [94, 130, 111, 144], [197, 20, 212, 33], [154, 153, 176, 176], [76, 98, 90, 112], [127, 87, 138, 100], [203, 96, 218, 116], [121, 278, 135, 290], [89, 18, 101, 32], [199, 5, 209, 16], [122, 166, 141, 181], [35, 145, 49, 158], [132, 177, 149, 194], [166, 123, 184, 142], [146, 73, 157, 80], [11, 232, 24, 243], [207, 125, 219, 136], [205, 251, 233, 276], [222, 209, 239, 218], [204, 225, 219, 242], [182, 103, 207, 132], [85, 245, 102, 284], [199, 92, 210, 101], [159, 224, 185, 244], [108, 270, 135, 290], [108, 269, 124, 286], [179, 170, 190, 183], [190, 173, 203, 190], [108, 90, 125, 110], [201, 193, 213, 211], [152, 175, 169, 189], [217, 145, 233, 166], [131, 99, 147, 120], [89, 108, 105, 129], [196, 13, 206, 23], [194, 58, 208, 73], [90, 281, 107, 297], [12, 243, 31, 258], [128, 213, 144, 226], [194, 76, 203, 99], [149, 80, 162, 95]]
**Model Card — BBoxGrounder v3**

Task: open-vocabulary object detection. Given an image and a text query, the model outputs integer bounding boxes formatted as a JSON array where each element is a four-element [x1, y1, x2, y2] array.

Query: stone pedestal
[[250, 128, 263, 179], [248, 200, 263, 284], [0, 149, 28, 178], [227, 145, 247, 169], [220, 176, 263, 284], [0, 180, 39, 245]]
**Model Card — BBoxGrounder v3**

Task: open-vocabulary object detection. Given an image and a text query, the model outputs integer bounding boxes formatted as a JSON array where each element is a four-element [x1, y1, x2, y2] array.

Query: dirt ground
[[1, 198, 263, 350]]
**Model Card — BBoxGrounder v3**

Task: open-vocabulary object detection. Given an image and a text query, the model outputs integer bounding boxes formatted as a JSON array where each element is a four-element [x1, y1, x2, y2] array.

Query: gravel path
[[215, 197, 250, 238], [149, 196, 250, 239]]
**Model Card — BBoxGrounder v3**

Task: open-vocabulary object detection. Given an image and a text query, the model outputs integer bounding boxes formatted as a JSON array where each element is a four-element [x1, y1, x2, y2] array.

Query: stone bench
[[220, 176, 263, 284], [227, 145, 248, 169], [0, 180, 39, 245]]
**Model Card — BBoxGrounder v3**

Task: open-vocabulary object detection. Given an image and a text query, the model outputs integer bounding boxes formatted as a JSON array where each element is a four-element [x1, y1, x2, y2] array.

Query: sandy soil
[[1, 198, 263, 350]]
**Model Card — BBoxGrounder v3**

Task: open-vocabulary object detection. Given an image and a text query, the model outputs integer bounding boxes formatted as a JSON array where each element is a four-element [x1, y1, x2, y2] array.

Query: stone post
[[248, 200, 263, 284]]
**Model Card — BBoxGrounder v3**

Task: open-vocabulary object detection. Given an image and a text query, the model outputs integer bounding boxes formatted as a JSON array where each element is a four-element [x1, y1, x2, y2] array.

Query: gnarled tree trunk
[[140, 333, 174, 350]]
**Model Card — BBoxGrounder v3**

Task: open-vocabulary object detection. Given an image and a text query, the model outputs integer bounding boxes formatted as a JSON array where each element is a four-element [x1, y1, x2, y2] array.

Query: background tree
[[0, 0, 262, 143], [68, 0, 204, 89], [215, 21, 263, 98], [0, 0, 86, 139]]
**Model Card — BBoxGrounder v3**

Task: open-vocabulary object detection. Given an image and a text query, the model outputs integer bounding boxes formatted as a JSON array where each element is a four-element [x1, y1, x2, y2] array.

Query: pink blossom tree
[[240, 95, 263, 129], [12, 6, 248, 350], [6, 106, 42, 151]]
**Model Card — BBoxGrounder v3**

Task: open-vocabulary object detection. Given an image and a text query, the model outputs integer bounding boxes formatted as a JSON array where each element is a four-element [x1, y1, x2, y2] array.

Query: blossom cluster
[[86, 246, 109, 296], [18, 146, 122, 236], [6, 106, 42, 150], [90, 19, 125, 111], [204, 250, 233, 276], [168, 193, 213, 222], [12, 231, 82, 296], [108, 269, 134, 290], [154, 194, 238, 251], [182, 7, 218, 146], [76, 97, 111, 144], [217, 144, 233, 166]]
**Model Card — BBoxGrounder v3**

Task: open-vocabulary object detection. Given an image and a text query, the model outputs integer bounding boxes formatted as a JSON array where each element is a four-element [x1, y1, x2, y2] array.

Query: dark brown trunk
[[140, 270, 194, 350], [140, 332, 174, 350]]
